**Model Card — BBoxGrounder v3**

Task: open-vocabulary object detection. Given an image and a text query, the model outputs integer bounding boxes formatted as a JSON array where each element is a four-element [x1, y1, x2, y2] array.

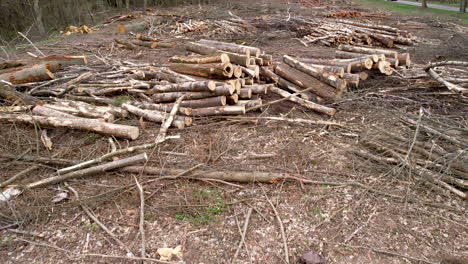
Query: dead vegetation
[[0, 0, 467, 263]]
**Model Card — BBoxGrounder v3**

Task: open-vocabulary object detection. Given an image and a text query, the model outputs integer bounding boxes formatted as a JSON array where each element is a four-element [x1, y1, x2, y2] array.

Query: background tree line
[[0, 0, 218, 43]]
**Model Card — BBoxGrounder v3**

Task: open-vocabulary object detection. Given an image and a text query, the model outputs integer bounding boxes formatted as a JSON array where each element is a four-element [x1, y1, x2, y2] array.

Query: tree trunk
[[190, 105, 246, 116], [0, 114, 139, 139], [198, 39, 260, 57], [147, 81, 216, 94], [283, 55, 347, 91], [422, 0, 428, 8], [130, 101, 193, 115], [0, 55, 87, 72], [0, 64, 55, 84], [168, 63, 234, 79], [160, 96, 227, 109], [122, 104, 190, 128], [151, 85, 235, 103], [338, 44, 398, 59], [274, 64, 340, 100], [269, 87, 336, 116], [184, 42, 250, 67], [461, 0, 467, 13], [335, 51, 380, 62], [33, 0, 46, 36], [169, 54, 230, 64]]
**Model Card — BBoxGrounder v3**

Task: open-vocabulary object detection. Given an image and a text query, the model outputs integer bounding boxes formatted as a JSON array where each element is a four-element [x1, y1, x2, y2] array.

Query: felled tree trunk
[[0, 85, 40, 104], [398, 53, 411, 67], [338, 44, 398, 59], [335, 51, 380, 62], [275, 63, 341, 100], [239, 88, 252, 99], [160, 96, 227, 109], [151, 85, 234, 103], [147, 81, 216, 94], [0, 55, 87, 72], [306, 64, 345, 77], [238, 98, 263, 110], [115, 21, 148, 34], [372, 60, 394, 75], [130, 101, 193, 115], [190, 105, 246, 116], [0, 64, 55, 84], [198, 39, 260, 57], [342, 73, 360, 89], [169, 63, 234, 79], [184, 42, 250, 66], [244, 84, 270, 94], [122, 104, 190, 128], [0, 114, 139, 139], [270, 87, 336, 116], [169, 54, 230, 64], [283, 55, 347, 90]]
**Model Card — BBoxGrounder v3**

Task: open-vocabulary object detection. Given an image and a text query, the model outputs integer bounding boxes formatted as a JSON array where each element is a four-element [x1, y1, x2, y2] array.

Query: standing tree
[[421, 0, 428, 8], [461, 0, 467, 13]]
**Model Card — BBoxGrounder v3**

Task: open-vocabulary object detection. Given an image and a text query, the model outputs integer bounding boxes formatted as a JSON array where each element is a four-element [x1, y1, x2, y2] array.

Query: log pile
[[296, 18, 415, 48]]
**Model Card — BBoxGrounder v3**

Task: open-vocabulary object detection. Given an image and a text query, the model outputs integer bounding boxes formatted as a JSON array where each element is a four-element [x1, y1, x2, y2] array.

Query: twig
[[343, 208, 377, 243], [65, 183, 134, 256], [0, 165, 39, 188], [232, 208, 253, 262], [18, 31, 45, 56], [134, 176, 146, 259], [262, 187, 289, 264], [214, 116, 344, 127], [403, 108, 423, 165]]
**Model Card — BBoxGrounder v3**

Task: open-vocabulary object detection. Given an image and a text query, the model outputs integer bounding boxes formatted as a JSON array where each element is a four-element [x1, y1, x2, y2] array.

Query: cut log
[[254, 57, 263, 66], [259, 66, 279, 83], [259, 54, 273, 65], [32, 105, 76, 118], [115, 21, 148, 34], [237, 98, 263, 110], [169, 54, 230, 64], [0, 85, 40, 104], [226, 94, 239, 104], [198, 39, 260, 57], [160, 96, 227, 109], [342, 73, 360, 89], [233, 66, 243, 78], [168, 63, 234, 79], [156, 68, 197, 83], [54, 100, 128, 118], [274, 63, 340, 100], [147, 81, 216, 94], [355, 29, 394, 47], [398, 53, 411, 67], [244, 84, 270, 94], [151, 85, 234, 103], [0, 55, 87, 72], [0, 64, 55, 84], [122, 104, 189, 129], [114, 39, 138, 50], [358, 72, 369, 81], [336, 19, 407, 34], [372, 60, 394, 75], [301, 57, 373, 72], [269, 87, 336, 116], [130, 39, 157, 48], [0, 114, 139, 139], [335, 51, 379, 63], [338, 44, 398, 59], [283, 55, 347, 90], [27, 153, 148, 189], [306, 64, 345, 77], [130, 101, 193, 115], [239, 88, 252, 99], [386, 58, 399, 67], [244, 77, 254, 85], [41, 104, 114, 122], [190, 105, 246, 116], [184, 42, 250, 66]]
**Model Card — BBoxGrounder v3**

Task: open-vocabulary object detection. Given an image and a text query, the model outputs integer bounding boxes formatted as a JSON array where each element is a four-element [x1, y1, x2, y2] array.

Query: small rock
[[300, 250, 325, 264]]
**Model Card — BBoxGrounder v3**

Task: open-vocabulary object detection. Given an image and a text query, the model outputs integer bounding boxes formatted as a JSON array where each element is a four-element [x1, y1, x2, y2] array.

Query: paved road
[[395, 0, 460, 11]]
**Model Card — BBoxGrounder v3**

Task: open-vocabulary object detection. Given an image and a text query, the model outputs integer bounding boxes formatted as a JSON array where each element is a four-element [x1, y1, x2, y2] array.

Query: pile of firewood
[[297, 19, 415, 48]]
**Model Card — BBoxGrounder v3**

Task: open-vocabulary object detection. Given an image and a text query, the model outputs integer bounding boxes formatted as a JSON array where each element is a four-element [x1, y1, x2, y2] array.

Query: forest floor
[[0, 0, 467, 263]]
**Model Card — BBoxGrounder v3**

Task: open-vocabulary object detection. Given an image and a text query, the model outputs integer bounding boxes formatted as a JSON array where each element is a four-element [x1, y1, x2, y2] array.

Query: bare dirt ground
[[1, 0, 467, 263]]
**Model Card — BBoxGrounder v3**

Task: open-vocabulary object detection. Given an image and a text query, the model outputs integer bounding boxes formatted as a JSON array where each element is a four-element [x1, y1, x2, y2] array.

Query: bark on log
[[122, 104, 190, 128], [0, 56, 87, 72], [237, 98, 263, 110], [26, 153, 148, 189], [168, 63, 234, 79], [274, 63, 340, 100], [198, 39, 260, 57], [156, 68, 197, 83], [355, 29, 394, 47], [259, 67, 279, 83], [0, 64, 55, 84], [426, 68, 468, 95], [239, 88, 252, 99], [114, 39, 138, 50], [342, 73, 360, 89], [233, 66, 243, 78], [358, 72, 369, 81], [259, 67, 315, 100], [32, 105, 77, 118], [270, 87, 336, 116], [0, 85, 40, 104], [151, 85, 234, 103], [0, 114, 139, 139], [147, 81, 216, 94], [259, 54, 273, 65], [306, 64, 346, 77], [338, 44, 398, 59], [55, 100, 128, 118], [190, 105, 246, 116], [184, 42, 250, 66], [130, 101, 193, 115], [336, 19, 407, 35], [335, 51, 379, 62], [283, 55, 347, 90], [244, 84, 270, 94], [159, 96, 227, 109], [386, 58, 399, 68], [122, 166, 286, 183], [115, 21, 148, 34], [169, 54, 230, 64], [43, 104, 115, 122]]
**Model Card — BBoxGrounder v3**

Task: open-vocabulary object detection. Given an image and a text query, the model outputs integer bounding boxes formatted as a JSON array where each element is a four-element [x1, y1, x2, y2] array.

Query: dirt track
[[0, 1, 467, 263]]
